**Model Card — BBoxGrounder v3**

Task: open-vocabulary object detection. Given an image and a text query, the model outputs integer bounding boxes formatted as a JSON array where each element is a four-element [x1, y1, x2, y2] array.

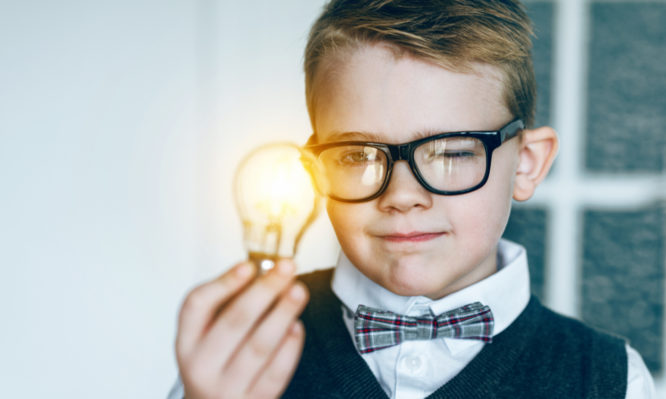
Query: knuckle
[[182, 287, 207, 312], [213, 379, 243, 399], [246, 378, 283, 399], [260, 271, 293, 292], [277, 298, 303, 318], [223, 302, 255, 328], [288, 282, 309, 304], [247, 336, 274, 359], [249, 389, 278, 399], [259, 371, 290, 398], [179, 359, 204, 384]]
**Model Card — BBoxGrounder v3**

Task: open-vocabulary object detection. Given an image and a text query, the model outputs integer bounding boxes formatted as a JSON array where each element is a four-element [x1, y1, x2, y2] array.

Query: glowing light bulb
[[234, 142, 320, 273]]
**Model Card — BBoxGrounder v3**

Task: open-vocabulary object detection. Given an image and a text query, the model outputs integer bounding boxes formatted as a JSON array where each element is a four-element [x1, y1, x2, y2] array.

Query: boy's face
[[314, 43, 522, 299]]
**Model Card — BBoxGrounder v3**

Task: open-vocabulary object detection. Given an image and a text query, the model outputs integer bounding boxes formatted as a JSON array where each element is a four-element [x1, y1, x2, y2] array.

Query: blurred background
[[0, 0, 663, 397]]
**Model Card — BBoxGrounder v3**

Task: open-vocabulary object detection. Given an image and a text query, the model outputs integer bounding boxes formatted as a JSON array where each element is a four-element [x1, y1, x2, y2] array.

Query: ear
[[513, 126, 559, 201]]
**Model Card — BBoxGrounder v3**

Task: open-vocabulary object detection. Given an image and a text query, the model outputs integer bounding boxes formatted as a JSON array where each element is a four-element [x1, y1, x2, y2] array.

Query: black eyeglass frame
[[304, 118, 525, 203]]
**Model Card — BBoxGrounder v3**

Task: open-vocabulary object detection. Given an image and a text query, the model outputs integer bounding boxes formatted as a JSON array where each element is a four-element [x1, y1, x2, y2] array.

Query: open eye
[[340, 149, 371, 163], [329, 146, 382, 167]]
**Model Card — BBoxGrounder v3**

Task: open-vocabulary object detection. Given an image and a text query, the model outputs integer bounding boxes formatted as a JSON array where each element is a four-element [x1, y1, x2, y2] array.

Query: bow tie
[[354, 302, 494, 354]]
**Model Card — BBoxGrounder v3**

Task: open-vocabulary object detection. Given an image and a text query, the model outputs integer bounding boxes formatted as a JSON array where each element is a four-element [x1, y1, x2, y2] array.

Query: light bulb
[[234, 142, 320, 273]]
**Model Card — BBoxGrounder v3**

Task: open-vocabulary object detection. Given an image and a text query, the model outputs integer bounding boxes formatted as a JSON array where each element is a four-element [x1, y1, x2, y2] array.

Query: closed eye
[[419, 137, 484, 162], [423, 149, 481, 162], [439, 150, 475, 158]]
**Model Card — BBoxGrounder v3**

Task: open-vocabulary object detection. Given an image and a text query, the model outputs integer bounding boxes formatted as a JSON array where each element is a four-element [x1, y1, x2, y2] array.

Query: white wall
[[194, 0, 337, 280], [0, 1, 333, 398]]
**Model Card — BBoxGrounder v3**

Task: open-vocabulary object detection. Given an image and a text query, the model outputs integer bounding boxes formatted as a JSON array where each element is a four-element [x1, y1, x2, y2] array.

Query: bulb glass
[[234, 143, 319, 268]]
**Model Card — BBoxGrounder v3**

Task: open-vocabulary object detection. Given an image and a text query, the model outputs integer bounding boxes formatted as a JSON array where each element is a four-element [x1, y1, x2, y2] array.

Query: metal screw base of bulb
[[248, 252, 279, 274]]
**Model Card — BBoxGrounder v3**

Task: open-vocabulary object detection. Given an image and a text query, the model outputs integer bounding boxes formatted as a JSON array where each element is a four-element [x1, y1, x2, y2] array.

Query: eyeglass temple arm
[[304, 133, 317, 146], [500, 119, 525, 142]]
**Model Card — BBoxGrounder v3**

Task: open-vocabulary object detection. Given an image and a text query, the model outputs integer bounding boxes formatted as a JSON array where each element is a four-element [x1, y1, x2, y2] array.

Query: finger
[[246, 320, 306, 399], [195, 259, 297, 369], [176, 262, 256, 357], [223, 281, 309, 390]]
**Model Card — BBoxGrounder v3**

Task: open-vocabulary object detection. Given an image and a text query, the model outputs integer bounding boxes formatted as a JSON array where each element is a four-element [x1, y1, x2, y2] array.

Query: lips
[[381, 231, 446, 243]]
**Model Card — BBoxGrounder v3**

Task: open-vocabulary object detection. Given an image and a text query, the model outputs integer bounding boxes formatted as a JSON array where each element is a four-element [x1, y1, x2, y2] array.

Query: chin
[[382, 270, 446, 298], [386, 264, 476, 299], [390, 285, 437, 298], [387, 281, 450, 299]]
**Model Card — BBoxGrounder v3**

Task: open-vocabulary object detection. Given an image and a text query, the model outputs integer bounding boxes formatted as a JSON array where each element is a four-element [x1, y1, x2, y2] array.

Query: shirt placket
[[393, 301, 432, 399]]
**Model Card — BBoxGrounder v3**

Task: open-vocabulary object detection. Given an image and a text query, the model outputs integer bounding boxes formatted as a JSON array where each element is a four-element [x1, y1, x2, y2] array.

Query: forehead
[[313, 43, 511, 144]]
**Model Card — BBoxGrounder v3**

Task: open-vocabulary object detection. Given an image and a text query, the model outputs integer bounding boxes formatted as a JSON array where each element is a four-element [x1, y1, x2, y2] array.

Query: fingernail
[[277, 260, 295, 276]]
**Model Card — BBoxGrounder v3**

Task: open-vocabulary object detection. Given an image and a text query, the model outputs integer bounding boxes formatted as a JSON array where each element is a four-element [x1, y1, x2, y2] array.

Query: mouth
[[381, 231, 447, 243]]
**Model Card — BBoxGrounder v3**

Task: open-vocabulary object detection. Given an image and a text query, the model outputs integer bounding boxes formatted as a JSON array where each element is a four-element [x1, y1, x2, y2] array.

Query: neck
[[424, 245, 499, 300]]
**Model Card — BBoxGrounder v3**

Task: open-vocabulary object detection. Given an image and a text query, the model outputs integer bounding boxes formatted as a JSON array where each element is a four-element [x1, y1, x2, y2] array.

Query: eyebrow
[[322, 131, 382, 143], [321, 129, 444, 144]]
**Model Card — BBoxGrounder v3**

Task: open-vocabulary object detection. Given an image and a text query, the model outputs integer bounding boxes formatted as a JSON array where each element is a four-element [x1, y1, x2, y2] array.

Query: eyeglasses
[[304, 119, 524, 202]]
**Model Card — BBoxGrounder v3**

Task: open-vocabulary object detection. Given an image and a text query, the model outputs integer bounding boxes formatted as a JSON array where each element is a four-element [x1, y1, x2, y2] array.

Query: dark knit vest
[[283, 268, 628, 399]]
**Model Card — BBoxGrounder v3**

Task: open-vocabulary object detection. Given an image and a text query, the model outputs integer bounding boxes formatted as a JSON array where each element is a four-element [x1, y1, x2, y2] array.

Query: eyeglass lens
[[319, 146, 387, 200], [317, 136, 488, 200]]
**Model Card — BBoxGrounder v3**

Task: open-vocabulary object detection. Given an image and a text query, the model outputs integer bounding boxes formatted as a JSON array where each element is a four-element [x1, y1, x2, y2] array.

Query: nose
[[376, 160, 433, 212]]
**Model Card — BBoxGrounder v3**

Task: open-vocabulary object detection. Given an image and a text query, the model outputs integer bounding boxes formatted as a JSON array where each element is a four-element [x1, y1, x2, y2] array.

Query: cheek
[[450, 196, 505, 235], [326, 201, 368, 247], [450, 159, 516, 246]]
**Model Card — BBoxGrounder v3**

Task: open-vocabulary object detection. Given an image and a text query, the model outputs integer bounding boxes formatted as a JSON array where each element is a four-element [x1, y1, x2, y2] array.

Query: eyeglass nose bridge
[[387, 143, 412, 163], [384, 143, 422, 190]]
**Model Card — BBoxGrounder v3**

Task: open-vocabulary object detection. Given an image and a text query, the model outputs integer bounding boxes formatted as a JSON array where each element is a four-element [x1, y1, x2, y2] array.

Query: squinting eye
[[424, 148, 479, 160], [440, 150, 476, 158], [421, 138, 484, 161]]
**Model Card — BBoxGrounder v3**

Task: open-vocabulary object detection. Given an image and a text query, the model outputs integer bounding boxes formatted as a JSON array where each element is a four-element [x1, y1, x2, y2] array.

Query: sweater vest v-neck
[[282, 268, 628, 399]]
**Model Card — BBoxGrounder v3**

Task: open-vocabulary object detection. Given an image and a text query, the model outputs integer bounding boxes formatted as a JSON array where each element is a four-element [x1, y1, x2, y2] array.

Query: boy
[[170, 0, 655, 398]]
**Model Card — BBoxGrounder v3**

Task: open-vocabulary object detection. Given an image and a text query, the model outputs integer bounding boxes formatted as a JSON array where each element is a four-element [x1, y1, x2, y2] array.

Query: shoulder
[[529, 298, 627, 354], [507, 297, 629, 397], [297, 267, 335, 292], [296, 267, 339, 324]]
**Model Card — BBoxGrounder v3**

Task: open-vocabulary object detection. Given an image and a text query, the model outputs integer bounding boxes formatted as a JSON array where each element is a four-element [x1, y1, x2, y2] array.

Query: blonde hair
[[304, 0, 536, 133]]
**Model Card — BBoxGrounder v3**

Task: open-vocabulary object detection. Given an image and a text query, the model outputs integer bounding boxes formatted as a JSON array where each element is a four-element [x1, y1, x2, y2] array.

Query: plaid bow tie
[[354, 302, 494, 354]]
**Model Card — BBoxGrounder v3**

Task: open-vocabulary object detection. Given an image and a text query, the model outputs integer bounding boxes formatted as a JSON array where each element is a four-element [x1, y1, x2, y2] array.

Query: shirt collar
[[331, 238, 531, 354]]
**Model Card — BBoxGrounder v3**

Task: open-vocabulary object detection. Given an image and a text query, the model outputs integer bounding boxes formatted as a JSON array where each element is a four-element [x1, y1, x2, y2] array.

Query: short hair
[[304, 0, 536, 133]]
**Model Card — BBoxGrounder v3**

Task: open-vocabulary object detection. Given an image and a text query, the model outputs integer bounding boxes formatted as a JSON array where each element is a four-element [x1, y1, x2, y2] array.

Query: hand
[[175, 259, 309, 399]]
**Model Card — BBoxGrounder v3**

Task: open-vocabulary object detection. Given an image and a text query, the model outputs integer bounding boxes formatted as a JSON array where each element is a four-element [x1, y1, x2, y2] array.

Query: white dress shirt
[[166, 239, 656, 399], [330, 239, 656, 399]]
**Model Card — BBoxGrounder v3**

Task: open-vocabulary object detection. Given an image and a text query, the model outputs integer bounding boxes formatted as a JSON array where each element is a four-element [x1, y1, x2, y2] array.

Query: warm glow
[[234, 143, 319, 260]]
